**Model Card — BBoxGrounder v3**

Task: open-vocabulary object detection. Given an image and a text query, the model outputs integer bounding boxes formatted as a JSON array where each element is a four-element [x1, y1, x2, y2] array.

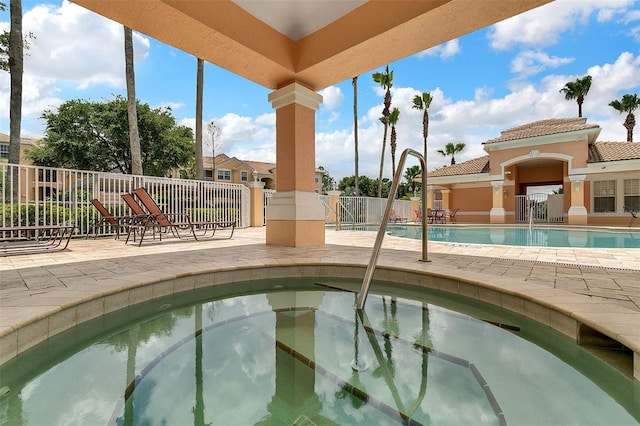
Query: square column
[[266, 83, 325, 247], [568, 175, 587, 225], [490, 180, 506, 223]]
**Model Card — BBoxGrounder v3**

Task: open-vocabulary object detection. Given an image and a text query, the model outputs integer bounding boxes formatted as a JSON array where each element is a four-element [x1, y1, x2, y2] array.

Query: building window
[[0, 144, 8, 159], [217, 169, 231, 181], [241, 171, 248, 182], [624, 178, 640, 211], [593, 180, 615, 212]]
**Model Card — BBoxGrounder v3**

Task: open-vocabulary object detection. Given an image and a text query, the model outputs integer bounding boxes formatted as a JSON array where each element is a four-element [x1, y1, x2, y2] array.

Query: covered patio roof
[[70, 0, 552, 91]]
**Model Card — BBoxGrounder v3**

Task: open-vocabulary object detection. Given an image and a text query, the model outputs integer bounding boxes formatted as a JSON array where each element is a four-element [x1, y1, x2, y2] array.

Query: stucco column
[[490, 180, 506, 224], [327, 190, 341, 224], [426, 186, 434, 209], [568, 174, 587, 225], [248, 180, 265, 227], [266, 83, 325, 247], [410, 196, 420, 221], [441, 189, 451, 210]]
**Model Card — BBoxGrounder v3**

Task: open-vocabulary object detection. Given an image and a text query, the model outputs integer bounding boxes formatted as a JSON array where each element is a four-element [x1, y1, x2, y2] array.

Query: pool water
[[380, 225, 640, 248], [0, 278, 638, 425]]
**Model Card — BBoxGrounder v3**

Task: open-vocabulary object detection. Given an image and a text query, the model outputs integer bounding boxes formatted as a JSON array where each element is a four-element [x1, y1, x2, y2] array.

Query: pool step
[[292, 414, 317, 426]]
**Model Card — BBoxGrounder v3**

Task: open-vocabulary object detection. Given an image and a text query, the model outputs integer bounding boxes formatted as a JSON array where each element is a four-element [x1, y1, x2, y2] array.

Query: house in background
[[204, 154, 326, 193], [425, 118, 640, 227], [0, 133, 39, 164]]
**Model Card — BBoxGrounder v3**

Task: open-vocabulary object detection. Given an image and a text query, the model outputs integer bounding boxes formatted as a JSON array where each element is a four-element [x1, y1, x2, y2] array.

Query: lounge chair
[[89, 198, 126, 239], [128, 187, 235, 246], [389, 209, 407, 223]]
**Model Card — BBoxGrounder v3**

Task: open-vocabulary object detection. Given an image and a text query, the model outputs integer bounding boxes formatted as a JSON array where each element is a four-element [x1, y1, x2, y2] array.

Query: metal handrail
[[337, 198, 356, 230], [356, 148, 428, 310]]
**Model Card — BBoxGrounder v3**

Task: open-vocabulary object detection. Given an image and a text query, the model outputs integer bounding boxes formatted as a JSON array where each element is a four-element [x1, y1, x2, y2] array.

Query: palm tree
[[7, 0, 23, 199], [609, 93, 640, 142], [352, 76, 359, 195], [411, 92, 433, 166], [195, 58, 204, 179], [559, 75, 592, 118], [403, 165, 421, 196], [372, 65, 393, 198], [124, 26, 142, 175], [437, 142, 466, 165], [388, 107, 400, 179]]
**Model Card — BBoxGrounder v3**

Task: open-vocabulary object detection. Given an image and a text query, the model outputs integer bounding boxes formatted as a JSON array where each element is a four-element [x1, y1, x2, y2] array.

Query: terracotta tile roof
[[243, 160, 276, 175], [588, 142, 640, 162], [484, 118, 600, 144], [0, 132, 40, 145], [428, 156, 490, 177]]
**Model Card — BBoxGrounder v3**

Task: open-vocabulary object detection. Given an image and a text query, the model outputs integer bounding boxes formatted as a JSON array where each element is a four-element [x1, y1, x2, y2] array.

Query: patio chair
[[414, 209, 422, 223], [433, 209, 446, 224], [89, 198, 126, 239], [448, 208, 460, 224], [624, 205, 638, 227], [426, 208, 434, 224]]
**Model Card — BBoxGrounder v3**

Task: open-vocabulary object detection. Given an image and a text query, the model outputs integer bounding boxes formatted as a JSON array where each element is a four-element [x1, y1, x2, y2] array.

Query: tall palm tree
[[195, 58, 204, 179], [7, 0, 23, 199], [124, 26, 142, 175], [411, 92, 433, 165], [372, 65, 393, 198], [559, 75, 592, 118], [388, 107, 400, 179], [352, 76, 359, 195], [609, 93, 640, 142], [437, 142, 466, 166]]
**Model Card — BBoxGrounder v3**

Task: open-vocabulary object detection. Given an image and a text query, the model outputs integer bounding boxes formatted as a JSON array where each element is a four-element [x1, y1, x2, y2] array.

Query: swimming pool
[[378, 225, 640, 248], [1, 277, 637, 425]]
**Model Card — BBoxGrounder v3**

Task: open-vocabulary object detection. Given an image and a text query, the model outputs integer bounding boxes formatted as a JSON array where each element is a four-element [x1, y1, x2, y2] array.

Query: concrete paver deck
[[1, 226, 639, 379]]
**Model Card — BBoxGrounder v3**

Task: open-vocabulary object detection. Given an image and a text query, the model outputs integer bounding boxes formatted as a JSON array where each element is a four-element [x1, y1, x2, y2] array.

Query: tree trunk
[[124, 26, 143, 176], [195, 58, 204, 180], [8, 0, 23, 199], [377, 121, 388, 198], [353, 76, 359, 196], [624, 112, 635, 143]]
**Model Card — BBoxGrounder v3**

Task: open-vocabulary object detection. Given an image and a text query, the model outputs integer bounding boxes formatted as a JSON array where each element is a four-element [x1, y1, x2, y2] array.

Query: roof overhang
[[70, 0, 552, 91], [483, 127, 601, 153]]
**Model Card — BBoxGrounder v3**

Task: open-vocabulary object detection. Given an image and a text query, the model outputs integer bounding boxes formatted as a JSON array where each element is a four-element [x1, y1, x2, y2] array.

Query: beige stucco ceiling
[[70, 0, 552, 91]]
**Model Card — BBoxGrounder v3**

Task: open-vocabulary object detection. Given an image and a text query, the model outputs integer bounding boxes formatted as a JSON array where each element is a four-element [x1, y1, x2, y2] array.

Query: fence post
[[248, 180, 265, 227], [327, 190, 341, 224]]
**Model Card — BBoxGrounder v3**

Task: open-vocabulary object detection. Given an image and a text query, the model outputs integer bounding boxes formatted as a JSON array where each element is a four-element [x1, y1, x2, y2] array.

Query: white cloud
[[22, 1, 150, 89], [488, 0, 631, 50], [415, 39, 461, 59], [510, 50, 574, 78], [319, 85, 344, 110]]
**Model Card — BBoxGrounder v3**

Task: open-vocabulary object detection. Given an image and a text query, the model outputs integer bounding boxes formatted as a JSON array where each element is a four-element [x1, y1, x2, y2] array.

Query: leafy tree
[[124, 26, 142, 175], [609, 93, 640, 142], [28, 96, 194, 176], [437, 142, 465, 166], [388, 107, 400, 179], [352, 76, 359, 196], [372, 65, 393, 198], [338, 175, 391, 198], [403, 165, 421, 197], [560, 75, 592, 118], [317, 165, 335, 193]]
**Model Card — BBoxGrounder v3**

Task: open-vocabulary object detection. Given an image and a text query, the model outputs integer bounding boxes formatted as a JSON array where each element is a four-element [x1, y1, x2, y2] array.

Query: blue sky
[[1, 0, 640, 181]]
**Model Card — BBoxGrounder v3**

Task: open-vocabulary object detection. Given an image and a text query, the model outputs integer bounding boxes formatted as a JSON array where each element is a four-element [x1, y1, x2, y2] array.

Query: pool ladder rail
[[356, 148, 429, 310]]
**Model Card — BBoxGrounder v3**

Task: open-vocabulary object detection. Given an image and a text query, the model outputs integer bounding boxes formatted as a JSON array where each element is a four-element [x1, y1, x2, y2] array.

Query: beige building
[[425, 118, 640, 226], [205, 154, 326, 193], [0, 133, 39, 165]]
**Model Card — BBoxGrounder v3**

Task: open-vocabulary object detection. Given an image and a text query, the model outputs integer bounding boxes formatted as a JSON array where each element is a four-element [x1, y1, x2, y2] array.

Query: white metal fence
[[1, 163, 250, 236], [321, 195, 414, 225], [515, 193, 564, 223]]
